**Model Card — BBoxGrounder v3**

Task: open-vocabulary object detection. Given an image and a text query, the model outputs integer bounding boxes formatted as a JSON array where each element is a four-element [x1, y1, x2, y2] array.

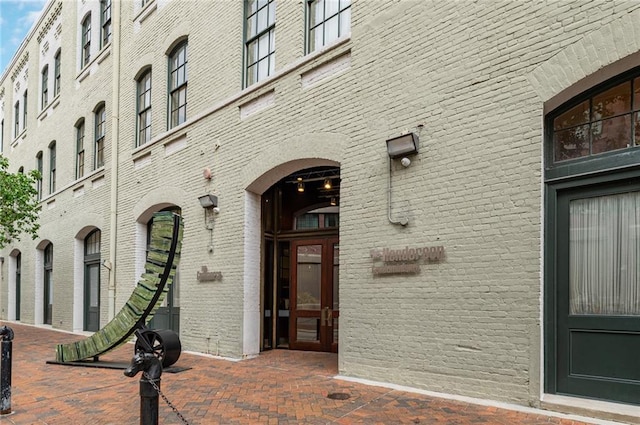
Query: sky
[[0, 0, 48, 76]]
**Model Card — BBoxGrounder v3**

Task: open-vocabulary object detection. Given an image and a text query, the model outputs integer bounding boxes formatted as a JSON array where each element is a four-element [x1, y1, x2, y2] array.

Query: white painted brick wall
[[1, 0, 640, 411]]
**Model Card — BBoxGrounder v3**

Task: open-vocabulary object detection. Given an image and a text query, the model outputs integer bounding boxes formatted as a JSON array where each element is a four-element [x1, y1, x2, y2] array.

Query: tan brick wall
[[2, 0, 640, 409]]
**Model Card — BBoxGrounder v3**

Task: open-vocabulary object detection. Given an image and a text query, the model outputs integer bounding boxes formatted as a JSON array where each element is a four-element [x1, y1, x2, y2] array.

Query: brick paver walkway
[[0, 322, 616, 424]]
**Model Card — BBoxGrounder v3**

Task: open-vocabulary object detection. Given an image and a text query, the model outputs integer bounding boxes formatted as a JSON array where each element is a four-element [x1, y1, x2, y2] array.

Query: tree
[[0, 155, 41, 248]]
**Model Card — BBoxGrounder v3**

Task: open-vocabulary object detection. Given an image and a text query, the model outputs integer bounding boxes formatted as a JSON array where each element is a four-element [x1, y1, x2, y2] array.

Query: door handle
[[321, 307, 332, 327]]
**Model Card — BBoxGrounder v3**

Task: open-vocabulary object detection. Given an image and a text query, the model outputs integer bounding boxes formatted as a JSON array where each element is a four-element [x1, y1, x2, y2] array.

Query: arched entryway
[[143, 205, 182, 334], [261, 166, 340, 353]]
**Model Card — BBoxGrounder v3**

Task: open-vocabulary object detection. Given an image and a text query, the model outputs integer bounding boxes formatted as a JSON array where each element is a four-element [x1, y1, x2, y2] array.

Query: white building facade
[[1, 0, 640, 421]]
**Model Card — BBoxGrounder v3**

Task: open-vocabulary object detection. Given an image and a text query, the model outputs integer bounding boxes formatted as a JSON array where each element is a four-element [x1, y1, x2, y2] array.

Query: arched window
[[137, 69, 152, 146], [81, 14, 91, 68], [41, 65, 49, 109], [48, 141, 56, 194], [76, 119, 85, 179], [36, 151, 43, 200], [44, 243, 53, 325], [15, 252, 21, 321], [54, 49, 61, 96], [94, 104, 106, 169], [168, 41, 187, 129], [84, 229, 101, 331], [146, 207, 181, 333], [546, 67, 640, 179]]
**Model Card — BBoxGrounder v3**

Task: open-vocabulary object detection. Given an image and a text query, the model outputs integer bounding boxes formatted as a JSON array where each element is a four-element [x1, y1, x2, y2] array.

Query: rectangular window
[[137, 71, 152, 146], [49, 143, 56, 194], [14, 101, 19, 137], [41, 66, 49, 109], [22, 91, 27, 130], [169, 42, 188, 129], [82, 15, 92, 68], [245, 0, 276, 87], [54, 51, 61, 96], [76, 122, 85, 179], [570, 192, 640, 315], [307, 0, 351, 53], [95, 107, 106, 168], [101, 0, 112, 48], [36, 153, 43, 200]]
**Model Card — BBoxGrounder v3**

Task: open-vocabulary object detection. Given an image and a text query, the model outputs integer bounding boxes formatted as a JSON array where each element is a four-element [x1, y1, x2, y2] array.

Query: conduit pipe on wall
[[107, 0, 122, 321]]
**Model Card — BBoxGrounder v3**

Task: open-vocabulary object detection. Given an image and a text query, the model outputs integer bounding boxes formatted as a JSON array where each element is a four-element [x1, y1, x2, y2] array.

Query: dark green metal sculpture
[[55, 212, 183, 365]]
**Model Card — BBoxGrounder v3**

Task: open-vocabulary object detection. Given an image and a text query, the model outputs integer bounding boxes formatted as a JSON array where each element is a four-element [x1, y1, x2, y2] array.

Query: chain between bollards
[[0, 326, 14, 415]]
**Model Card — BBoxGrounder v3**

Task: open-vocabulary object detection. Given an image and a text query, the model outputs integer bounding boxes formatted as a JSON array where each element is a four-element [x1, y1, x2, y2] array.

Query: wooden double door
[[288, 238, 339, 352]]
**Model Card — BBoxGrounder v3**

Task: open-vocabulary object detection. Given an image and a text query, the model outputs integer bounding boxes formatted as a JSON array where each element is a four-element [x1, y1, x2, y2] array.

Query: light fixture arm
[[387, 156, 408, 226]]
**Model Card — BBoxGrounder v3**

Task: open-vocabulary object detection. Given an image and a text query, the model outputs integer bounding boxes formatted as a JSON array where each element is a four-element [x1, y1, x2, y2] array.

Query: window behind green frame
[[307, 0, 351, 53], [245, 0, 276, 87], [168, 42, 188, 129], [137, 70, 152, 146]]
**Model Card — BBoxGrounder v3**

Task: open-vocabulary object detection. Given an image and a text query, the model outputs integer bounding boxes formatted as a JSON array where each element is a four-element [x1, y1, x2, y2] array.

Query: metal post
[[0, 326, 14, 415], [124, 350, 162, 425], [139, 374, 160, 425]]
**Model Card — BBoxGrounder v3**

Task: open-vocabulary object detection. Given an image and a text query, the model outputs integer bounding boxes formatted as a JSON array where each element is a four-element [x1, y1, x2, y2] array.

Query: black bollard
[[124, 350, 162, 425], [0, 326, 14, 415]]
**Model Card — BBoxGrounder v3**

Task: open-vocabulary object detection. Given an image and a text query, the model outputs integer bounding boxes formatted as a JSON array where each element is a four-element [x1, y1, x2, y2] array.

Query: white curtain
[[570, 191, 640, 315]]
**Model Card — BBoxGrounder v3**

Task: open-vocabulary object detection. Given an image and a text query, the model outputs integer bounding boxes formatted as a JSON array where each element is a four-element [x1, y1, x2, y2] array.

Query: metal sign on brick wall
[[197, 266, 222, 282], [370, 245, 445, 275]]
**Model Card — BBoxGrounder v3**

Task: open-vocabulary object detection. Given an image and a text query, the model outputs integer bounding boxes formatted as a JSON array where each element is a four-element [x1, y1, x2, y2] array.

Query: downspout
[[108, 0, 121, 321]]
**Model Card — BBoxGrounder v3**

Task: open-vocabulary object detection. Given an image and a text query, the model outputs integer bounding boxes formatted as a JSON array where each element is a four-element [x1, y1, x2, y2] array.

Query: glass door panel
[[555, 183, 640, 405], [289, 238, 339, 352]]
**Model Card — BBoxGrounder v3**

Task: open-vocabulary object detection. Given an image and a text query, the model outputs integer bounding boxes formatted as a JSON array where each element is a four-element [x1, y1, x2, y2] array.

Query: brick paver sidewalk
[[0, 322, 616, 424]]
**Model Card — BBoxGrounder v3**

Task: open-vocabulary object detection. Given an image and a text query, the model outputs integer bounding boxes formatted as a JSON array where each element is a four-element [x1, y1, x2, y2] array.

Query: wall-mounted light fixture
[[297, 178, 305, 193], [386, 132, 419, 160], [386, 132, 419, 226], [199, 194, 219, 251], [323, 178, 332, 190], [198, 194, 218, 209]]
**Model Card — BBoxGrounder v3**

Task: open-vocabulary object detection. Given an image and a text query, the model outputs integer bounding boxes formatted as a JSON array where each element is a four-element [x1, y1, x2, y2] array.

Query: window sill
[[132, 127, 188, 160], [37, 95, 60, 122], [134, 0, 157, 24], [11, 129, 27, 148], [41, 167, 105, 205], [76, 45, 112, 82]]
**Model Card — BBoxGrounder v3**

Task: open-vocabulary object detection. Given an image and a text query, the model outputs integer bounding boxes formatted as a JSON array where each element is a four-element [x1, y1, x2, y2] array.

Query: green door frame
[[544, 168, 640, 401]]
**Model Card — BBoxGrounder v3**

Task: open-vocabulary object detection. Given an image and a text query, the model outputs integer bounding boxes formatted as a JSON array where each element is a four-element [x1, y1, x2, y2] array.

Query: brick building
[[1, 0, 639, 421]]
